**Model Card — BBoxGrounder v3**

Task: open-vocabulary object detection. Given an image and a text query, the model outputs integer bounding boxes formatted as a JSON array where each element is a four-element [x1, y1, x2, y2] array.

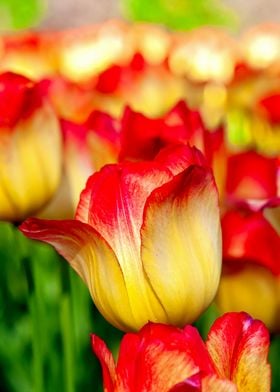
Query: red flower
[[119, 101, 211, 162], [92, 312, 270, 392], [216, 201, 280, 331]]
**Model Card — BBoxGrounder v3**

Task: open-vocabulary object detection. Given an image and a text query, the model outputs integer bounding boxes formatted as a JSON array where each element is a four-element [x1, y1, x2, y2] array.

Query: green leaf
[[0, 0, 45, 30], [269, 335, 280, 392], [121, 0, 239, 31]]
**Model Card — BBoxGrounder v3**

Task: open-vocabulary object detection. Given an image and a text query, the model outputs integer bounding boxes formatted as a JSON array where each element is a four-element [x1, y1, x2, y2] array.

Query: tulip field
[[0, 17, 280, 392]]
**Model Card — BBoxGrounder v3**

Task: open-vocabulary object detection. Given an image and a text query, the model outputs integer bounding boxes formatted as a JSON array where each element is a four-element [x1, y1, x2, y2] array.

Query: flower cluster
[[0, 20, 278, 391]]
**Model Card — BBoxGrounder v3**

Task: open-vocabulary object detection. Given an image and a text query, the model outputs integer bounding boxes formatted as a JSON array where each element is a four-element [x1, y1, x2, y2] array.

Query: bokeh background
[[41, 0, 280, 29], [0, 0, 280, 391]]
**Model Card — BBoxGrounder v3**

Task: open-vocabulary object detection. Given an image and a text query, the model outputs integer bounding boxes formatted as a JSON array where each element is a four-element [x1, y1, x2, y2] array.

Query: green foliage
[[269, 335, 280, 392], [0, 0, 45, 30], [194, 303, 221, 340], [121, 0, 239, 31], [0, 222, 122, 392]]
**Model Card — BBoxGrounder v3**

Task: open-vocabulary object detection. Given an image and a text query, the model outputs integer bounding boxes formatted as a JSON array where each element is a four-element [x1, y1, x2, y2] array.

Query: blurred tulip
[[39, 110, 120, 219], [215, 201, 280, 331], [92, 312, 270, 391], [118, 102, 227, 204], [1, 32, 56, 80], [119, 101, 206, 161], [169, 28, 237, 84], [39, 77, 98, 123], [225, 150, 279, 202], [241, 24, 280, 70], [20, 145, 221, 331], [0, 72, 62, 222]]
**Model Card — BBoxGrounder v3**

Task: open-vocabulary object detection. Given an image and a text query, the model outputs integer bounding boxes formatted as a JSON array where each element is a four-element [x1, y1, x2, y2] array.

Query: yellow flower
[[0, 72, 62, 221], [21, 145, 221, 331]]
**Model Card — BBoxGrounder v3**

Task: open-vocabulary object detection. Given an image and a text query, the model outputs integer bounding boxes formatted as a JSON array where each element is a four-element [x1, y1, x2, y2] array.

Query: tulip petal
[[91, 334, 116, 392], [222, 207, 280, 275], [76, 161, 175, 328], [201, 375, 237, 392], [141, 166, 221, 326], [216, 265, 279, 331], [206, 312, 271, 391], [119, 101, 206, 162], [116, 323, 207, 392], [0, 104, 62, 221], [226, 151, 278, 200], [155, 144, 207, 176], [20, 218, 137, 331]]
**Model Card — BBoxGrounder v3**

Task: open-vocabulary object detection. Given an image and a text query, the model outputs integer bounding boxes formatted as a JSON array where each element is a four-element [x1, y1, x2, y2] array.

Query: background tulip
[[92, 312, 271, 392], [38, 110, 119, 219], [20, 144, 221, 331], [215, 201, 280, 331], [0, 72, 62, 221]]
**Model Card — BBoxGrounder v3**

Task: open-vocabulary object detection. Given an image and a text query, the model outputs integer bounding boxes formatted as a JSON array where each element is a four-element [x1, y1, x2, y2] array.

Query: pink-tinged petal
[[170, 374, 237, 392], [91, 335, 116, 392], [206, 312, 271, 391], [169, 373, 202, 392], [141, 166, 221, 326], [20, 218, 137, 331], [226, 151, 278, 200], [222, 207, 280, 275]]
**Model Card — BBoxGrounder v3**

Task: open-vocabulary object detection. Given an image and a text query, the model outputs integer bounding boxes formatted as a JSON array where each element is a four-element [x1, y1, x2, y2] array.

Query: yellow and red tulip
[[0, 72, 62, 222], [92, 312, 270, 391], [215, 201, 280, 331], [20, 144, 221, 331]]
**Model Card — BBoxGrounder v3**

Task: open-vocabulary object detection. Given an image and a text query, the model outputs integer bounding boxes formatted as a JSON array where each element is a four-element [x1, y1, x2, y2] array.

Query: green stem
[[60, 293, 75, 392], [29, 294, 44, 392]]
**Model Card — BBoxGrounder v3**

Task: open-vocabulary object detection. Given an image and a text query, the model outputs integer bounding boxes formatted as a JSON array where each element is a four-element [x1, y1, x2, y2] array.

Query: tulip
[[0, 72, 62, 222], [38, 110, 119, 219], [119, 101, 207, 161], [92, 312, 271, 391], [215, 201, 280, 331], [225, 150, 279, 202], [118, 102, 227, 204], [20, 144, 221, 331], [1, 32, 56, 80]]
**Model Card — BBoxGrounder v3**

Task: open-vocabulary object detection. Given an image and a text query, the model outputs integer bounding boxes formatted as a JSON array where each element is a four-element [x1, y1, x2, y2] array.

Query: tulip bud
[[0, 72, 62, 222], [20, 145, 221, 331]]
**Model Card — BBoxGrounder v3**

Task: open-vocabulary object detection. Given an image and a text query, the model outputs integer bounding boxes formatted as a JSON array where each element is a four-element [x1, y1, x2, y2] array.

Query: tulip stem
[[60, 268, 75, 392], [25, 255, 45, 392]]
